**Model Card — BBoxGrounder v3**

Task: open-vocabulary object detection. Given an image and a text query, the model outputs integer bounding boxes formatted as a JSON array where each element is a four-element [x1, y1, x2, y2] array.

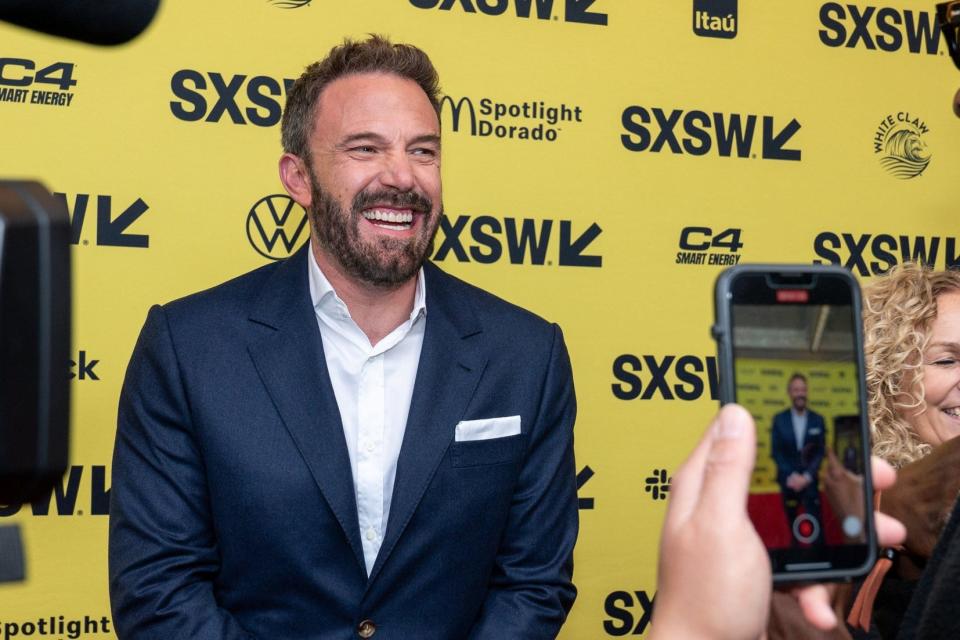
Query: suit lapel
[[367, 263, 487, 584], [245, 245, 365, 573]]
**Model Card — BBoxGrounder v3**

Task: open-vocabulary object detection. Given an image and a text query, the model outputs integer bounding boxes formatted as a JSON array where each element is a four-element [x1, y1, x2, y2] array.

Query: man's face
[[788, 378, 808, 412], [304, 72, 442, 287]]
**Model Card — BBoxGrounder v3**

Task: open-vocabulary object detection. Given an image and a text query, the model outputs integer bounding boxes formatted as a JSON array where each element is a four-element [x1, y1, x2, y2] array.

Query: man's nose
[[380, 151, 415, 191]]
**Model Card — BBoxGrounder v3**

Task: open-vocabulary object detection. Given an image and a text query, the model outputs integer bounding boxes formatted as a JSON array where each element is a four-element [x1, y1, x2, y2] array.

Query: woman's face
[[907, 290, 960, 447]]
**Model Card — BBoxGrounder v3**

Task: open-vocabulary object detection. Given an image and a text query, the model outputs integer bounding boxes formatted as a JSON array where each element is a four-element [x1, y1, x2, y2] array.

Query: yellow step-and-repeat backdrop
[[1, 1, 958, 637]]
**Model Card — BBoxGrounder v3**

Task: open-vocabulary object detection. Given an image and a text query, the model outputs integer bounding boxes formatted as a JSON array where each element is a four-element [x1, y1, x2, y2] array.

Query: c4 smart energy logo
[[409, 0, 607, 26], [247, 195, 308, 260], [675, 226, 743, 266], [693, 0, 737, 39], [0, 57, 77, 107], [819, 3, 943, 55], [440, 95, 583, 142], [874, 112, 931, 179]]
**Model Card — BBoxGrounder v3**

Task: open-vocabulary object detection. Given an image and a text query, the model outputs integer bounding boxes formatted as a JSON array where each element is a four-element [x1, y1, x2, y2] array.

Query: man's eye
[[411, 147, 437, 156], [351, 146, 376, 153]]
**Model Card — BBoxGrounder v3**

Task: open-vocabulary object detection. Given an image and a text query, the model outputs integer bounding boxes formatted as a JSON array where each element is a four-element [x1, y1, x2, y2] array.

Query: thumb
[[697, 404, 757, 522]]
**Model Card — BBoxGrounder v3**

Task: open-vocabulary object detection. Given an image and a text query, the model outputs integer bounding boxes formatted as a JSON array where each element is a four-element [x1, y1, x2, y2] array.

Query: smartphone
[[712, 264, 876, 583]]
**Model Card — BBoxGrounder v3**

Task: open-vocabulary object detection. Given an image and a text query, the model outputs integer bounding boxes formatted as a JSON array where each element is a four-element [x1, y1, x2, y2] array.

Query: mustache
[[352, 188, 433, 214]]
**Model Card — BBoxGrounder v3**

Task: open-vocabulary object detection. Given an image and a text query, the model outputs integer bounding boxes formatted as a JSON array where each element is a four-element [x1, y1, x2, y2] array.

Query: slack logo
[[693, 0, 737, 39], [69, 351, 99, 381]]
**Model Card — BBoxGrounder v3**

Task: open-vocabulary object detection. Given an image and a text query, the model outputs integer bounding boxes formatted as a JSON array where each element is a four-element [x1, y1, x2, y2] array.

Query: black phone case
[[711, 263, 877, 584]]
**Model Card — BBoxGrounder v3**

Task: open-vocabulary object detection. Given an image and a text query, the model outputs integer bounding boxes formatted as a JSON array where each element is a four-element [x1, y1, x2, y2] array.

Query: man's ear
[[278, 153, 312, 208]]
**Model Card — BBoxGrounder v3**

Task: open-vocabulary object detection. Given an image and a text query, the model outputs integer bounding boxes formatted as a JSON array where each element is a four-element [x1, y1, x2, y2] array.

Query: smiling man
[[109, 36, 578, 640]]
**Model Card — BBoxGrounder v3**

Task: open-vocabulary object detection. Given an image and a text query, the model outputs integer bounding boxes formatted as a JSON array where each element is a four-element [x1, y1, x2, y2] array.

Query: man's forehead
[[312, 72, 438, 130]]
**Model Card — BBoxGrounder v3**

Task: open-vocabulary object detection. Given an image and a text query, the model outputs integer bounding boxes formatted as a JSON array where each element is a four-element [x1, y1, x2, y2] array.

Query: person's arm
[[109, 306, 255, 640], [467, 324, 578, 640], [649, 405, 906, 640]]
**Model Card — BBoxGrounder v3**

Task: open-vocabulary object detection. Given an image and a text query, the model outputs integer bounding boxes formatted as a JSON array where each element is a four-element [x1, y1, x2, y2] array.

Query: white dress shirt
[[308, 254, 427, 575], [790, 408, 808, 452]]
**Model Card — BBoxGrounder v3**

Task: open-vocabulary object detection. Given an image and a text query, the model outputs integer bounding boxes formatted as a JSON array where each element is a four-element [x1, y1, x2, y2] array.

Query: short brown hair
[[281, 35, 442, 160]]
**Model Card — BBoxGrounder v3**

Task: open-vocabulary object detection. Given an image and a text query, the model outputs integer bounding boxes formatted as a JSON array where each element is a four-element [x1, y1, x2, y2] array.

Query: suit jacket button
[[357, 619, 376, 638]]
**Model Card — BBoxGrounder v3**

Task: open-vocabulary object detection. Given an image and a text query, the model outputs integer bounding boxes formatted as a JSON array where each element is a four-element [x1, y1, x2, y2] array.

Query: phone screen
[[722, 269, 874, 579]]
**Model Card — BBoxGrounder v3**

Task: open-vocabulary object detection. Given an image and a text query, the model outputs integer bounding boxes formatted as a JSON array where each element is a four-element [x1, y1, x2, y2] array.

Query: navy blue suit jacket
[[109, 247, 578, 639], [770, 408, 826, 493]]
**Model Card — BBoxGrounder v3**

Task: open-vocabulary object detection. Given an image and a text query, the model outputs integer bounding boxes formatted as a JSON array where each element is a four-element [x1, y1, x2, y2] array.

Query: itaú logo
[[246, 194, 308, 260]]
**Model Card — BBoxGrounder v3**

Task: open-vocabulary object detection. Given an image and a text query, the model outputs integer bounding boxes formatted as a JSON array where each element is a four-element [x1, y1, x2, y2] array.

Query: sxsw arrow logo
[[621, 106, 802, 161], [566, 0, 607, 25], [56, 193, 150, 248], [577, 465, 596, 509], [408, 0, 607, 26], [763, 117, 801, 161], [433, 214, 602, 267]]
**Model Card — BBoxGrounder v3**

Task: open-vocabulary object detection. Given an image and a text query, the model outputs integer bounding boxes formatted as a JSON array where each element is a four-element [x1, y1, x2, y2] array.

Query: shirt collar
[[307, 247, 427, 324]]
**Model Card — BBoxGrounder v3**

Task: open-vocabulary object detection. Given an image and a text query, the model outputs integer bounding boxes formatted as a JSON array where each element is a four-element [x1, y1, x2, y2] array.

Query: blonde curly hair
[[864, 263, 960, 468]]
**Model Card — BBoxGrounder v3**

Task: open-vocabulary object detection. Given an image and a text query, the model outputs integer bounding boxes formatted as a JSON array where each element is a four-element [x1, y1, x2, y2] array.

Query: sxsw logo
[[693, 0, 737, 39], [432, 214, 602, 267], [408, 0, 607, 26], [604, 590, 657, 636], [611, 354, 719, 401], [620, 106, 801, 161], [819, 3, 944, 54], [0, 465, 110, 517], [247, 194, 308, 260], [170, 70, 294, 126], [55, 193, 150, 248], [813, 232, 960, 275]]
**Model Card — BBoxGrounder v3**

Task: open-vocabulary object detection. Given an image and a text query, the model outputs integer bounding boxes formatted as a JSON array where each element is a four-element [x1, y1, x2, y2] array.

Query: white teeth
[[944, 407, 960, 417], [363, 209, 413, 223], [372, 222, 411, 230]]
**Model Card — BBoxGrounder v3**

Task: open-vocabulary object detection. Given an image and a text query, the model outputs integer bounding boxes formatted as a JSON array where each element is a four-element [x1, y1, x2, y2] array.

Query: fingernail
[[716, 415, 744, 440]]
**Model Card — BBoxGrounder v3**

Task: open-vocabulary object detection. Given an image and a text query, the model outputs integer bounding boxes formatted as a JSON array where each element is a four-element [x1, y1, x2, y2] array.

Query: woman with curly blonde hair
[[847, 262, 960, 639], [863, 263, 960, 467]]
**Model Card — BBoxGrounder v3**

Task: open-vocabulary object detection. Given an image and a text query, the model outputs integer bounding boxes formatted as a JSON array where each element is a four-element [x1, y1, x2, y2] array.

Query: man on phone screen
[[771, 373, 825, 546]]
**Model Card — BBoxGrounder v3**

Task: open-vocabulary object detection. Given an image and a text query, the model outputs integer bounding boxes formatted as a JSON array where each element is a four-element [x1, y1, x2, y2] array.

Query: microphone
[[0, 0, 160, 46]]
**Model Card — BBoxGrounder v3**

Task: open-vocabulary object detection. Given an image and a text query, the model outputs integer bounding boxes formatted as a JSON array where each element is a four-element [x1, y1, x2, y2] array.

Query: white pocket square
[[455, 415, 521, 442]]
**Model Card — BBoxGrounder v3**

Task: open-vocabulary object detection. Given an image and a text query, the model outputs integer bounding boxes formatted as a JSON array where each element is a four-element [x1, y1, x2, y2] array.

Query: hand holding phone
[[712, 265, 876, 583]]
